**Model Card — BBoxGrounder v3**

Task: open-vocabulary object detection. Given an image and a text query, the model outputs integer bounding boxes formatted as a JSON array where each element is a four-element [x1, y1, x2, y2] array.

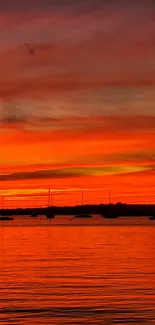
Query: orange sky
[[0, 0, 155, 207]]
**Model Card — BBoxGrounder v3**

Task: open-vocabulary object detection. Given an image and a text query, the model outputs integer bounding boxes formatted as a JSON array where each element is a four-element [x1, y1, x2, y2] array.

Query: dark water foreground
[[0, 217, 155, 324]]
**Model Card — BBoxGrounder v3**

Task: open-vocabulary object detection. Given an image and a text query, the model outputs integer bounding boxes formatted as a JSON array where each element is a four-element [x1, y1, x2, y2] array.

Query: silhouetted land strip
[[0, 203, 155, 217]]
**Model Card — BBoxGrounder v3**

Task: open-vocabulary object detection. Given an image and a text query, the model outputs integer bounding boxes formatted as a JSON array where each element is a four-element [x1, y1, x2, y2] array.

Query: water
[[0, 216, 155, 324]]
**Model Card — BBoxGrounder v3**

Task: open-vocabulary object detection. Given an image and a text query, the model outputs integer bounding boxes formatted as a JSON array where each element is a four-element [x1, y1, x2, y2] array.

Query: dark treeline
[[0, 202, 155, 216]]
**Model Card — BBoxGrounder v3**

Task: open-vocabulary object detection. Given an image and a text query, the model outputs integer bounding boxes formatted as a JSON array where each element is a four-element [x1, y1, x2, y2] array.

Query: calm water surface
[[0, 216, 155, 324]]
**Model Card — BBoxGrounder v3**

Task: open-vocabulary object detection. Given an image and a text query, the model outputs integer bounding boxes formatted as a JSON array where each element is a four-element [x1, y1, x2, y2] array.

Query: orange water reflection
[[0, 220, 155, 324]]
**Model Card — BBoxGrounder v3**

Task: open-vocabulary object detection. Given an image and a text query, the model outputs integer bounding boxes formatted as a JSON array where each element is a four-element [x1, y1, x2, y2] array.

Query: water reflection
[[0, 219, 155, 324]]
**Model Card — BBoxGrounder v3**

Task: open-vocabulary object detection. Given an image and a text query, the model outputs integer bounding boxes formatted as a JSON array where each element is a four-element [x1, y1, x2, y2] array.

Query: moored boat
[[0, 215, 14, 221], [74, 214, 92, 219], [100, 190, 119, 219], [100, 212, 119, 219], [45, 212, 55, 219], [149, 215, 155, 220]]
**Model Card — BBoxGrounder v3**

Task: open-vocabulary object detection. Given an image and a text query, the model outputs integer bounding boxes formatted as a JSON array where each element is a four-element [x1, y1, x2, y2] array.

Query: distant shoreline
[[1, 202, 155, 217]]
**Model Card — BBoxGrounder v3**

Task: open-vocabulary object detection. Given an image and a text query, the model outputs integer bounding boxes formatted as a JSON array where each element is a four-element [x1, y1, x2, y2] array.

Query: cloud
[[0, 0, 155, 112], [84, 152, 155, 168], [1, 108, 155, 133], [0, 163, 153, 182], [0, 0, 154, 13], [0, 101, 28, 127], [0, 75, 155, 104], [0, 0, 119, 12], [0, 168, 84, 181]]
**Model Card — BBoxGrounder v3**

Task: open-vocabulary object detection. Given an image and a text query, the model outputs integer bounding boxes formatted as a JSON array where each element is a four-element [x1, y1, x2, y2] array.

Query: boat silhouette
[[45, 211, 55, 219], [45, 189, 55, 219], [149, 215, 155, 220], [71, 192, 92, 219], [100, 191, 119, 219], [0, 215, 14, 221], [74, 214, 92, 219], [100, 212, 118, 219]]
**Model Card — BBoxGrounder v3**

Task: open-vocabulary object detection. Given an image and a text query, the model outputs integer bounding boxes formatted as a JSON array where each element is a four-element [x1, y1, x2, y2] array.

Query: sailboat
[[100, 190, 119, 219], [74, 214, 92, 218], [73, 192, 92, 219], [0, 215, 14, 221], [45, 189, 55, 219], [149, 215, 155, 220]]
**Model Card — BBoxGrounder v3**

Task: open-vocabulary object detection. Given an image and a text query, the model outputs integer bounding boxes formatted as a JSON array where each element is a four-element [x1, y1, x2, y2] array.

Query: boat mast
[[48, 188, 51, 207], [109, 190, 111, 204], [51, 193, 52, 207], [81, 191, 84, 206]]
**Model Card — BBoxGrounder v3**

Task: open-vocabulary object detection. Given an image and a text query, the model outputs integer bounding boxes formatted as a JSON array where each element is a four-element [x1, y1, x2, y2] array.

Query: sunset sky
[[0, 0, 155, 207]]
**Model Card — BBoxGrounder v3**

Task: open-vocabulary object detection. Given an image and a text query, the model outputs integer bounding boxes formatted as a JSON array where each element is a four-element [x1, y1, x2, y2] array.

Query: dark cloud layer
[[0, 0, 109, 11], [0, 168, 83, 181], [0, 103, 27, 126], [0, 163, 153, 182], [0, 0, 154, 12], [1, 111, 155, 134]]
